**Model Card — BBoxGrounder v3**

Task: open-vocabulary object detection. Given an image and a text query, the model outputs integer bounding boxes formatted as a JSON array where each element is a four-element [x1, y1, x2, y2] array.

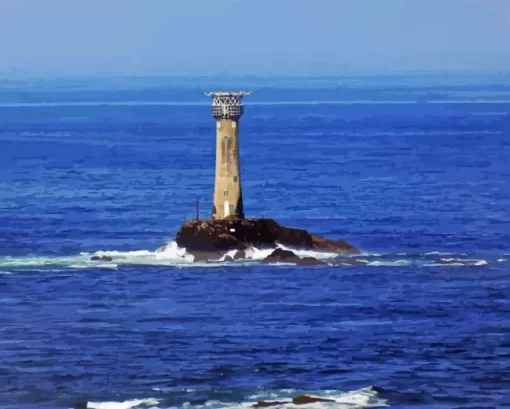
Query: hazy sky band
[[1, 0, 509, 78]]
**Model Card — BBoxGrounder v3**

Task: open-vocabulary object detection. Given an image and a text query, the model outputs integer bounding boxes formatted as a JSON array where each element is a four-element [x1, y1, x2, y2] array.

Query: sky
[[0, 0, 509, 78]]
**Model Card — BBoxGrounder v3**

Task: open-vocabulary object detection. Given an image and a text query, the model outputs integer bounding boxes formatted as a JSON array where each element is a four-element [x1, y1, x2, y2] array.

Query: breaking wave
[[0, 241, 498, 273], [423, 258, 489, 267], [85, 386, 387, 409], [0, 241, 194, 271], [0, 242, 345, 272], [88, 398, 159, 409]]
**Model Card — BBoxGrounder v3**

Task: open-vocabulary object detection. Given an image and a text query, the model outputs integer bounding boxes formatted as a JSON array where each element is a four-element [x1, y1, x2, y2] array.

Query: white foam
[[367, 259, 410, 267], [0, 241, 197, 271], [244, 246, 276, 260], [0, 243, 489, 272], [424, 263, 465, 267], [425, 252, 467, 257], [182, 386, 388, 409], [1, 257, 71, 269], [95, 263, 119, 269], [498, 258, 507, 262], [218, 249, 239, 262], [87, 398, 159, 409], [332, 386, 388, 407], [262, 262, 298, 266], [68, 264, 91, 269], [244, 244, 339, 262], [424, 258, 488, 267], [153, 241, 195, 262]]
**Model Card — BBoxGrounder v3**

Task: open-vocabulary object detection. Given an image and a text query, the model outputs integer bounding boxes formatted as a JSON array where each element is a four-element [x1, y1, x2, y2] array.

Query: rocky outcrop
[[262, 248, 298, 263], [262, 248, 327, 266], [299, 257, 328, 266], [90, 255, 112, 262], [175, 217, 357, 261]]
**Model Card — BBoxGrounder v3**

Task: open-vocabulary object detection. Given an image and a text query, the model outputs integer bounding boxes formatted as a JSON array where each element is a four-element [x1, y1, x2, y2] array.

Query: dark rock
[[262, 249, 326, 266], [309, 234, 357, 253], [192, 251, 224, 262], [175, 218, 357, 261], [90, 255, 112, 262], [224, 255, 234, 262], [298, 256, 327, 266], [292, 395, 335, 405], [252, 395, 336, 407], [263, 248, 299, 262], [262, 248, 300, 264], [233, 250, 246, 260]]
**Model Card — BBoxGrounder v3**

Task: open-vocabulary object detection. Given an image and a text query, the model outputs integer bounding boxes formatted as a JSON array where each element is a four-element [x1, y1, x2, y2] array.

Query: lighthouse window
[[223, 190, 228, 196], [229, 205, 235, 214], [233, 176, 238, 182]]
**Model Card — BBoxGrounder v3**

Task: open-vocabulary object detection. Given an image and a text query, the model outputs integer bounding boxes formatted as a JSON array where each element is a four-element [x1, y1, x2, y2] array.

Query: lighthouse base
[[171, 217, 358, 261]]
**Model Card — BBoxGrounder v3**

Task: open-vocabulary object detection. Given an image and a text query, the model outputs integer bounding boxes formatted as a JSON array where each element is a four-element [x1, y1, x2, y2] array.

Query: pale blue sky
[[1, 0, 509, 78]]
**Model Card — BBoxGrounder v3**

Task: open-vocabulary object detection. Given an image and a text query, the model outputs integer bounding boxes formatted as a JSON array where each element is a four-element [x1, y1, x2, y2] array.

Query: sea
[[0, 73, 509, 409]]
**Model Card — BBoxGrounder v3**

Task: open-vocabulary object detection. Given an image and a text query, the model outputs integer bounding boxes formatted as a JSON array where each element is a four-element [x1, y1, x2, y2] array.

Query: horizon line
[[1, 69, 510, 82]]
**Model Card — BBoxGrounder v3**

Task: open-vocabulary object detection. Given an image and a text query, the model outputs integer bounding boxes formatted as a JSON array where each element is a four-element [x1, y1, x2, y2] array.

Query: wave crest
[[85, 386, 387, 409], [87, 398, 159, 409], [0, 243, 496, 273]]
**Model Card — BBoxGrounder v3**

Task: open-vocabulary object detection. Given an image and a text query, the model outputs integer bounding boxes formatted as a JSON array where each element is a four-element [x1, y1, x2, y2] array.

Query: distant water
[[1, 75, 509, 409]]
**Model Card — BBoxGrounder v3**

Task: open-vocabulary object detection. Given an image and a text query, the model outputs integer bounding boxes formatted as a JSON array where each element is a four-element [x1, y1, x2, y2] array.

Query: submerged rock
[[252, 395, 336, 407], [298, 256, 327, 266], [262, 248, 327, 266], [90, 255, 112, 262], [292, 395, 336, 404], [175, 217, 357, 261]]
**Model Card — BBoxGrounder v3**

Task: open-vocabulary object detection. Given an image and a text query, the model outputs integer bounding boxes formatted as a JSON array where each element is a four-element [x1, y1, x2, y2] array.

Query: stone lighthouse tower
[[205, 91, 250, 220]]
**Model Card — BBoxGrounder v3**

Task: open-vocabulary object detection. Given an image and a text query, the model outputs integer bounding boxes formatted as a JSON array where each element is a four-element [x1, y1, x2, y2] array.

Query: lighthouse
[[205, 91, 250, 220]]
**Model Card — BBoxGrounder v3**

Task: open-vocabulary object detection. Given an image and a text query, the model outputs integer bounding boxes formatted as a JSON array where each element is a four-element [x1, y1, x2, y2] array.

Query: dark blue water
[[1, 75, 510, 409]]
